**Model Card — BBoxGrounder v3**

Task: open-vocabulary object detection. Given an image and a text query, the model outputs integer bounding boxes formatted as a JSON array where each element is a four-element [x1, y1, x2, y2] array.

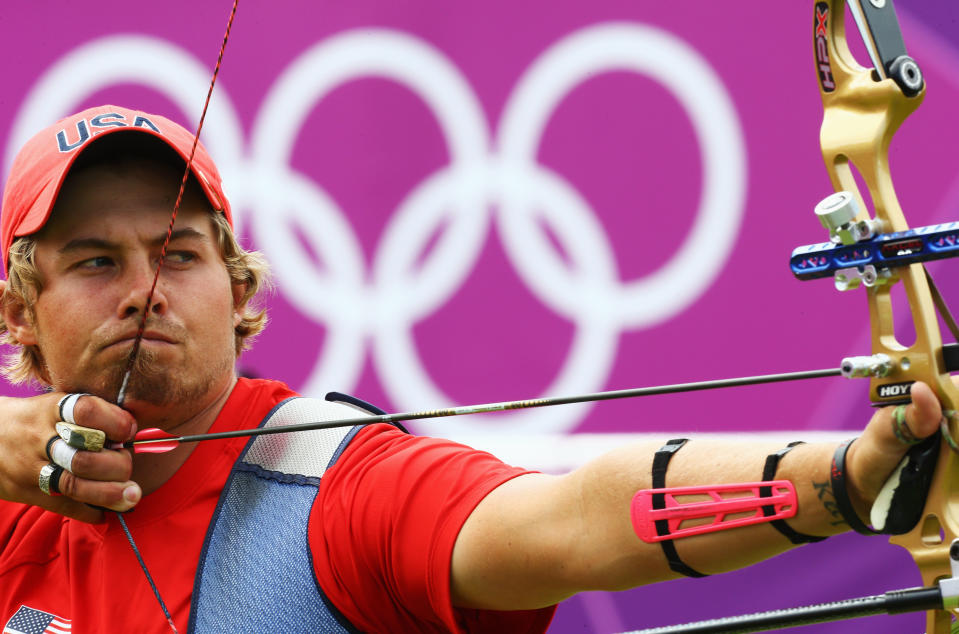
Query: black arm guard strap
[[651, 438, 707, 578], [761, 442, 827, 544]]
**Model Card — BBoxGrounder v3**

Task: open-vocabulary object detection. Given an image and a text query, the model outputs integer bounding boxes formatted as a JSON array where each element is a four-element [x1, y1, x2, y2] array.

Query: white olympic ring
[[6, 24, 746, 439]]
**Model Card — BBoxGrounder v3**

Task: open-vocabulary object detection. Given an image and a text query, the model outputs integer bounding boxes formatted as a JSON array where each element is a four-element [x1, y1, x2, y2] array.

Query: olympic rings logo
[[6, 24, 746, 438]]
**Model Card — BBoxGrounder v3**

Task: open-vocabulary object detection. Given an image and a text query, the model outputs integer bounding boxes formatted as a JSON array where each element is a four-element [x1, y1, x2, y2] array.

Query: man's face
[[17, 158, 242, 425]]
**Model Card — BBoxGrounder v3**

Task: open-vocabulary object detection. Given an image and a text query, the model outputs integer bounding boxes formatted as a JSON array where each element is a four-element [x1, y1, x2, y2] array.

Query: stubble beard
[[112, 346, 231, 405], [62, 344, 235, 411]]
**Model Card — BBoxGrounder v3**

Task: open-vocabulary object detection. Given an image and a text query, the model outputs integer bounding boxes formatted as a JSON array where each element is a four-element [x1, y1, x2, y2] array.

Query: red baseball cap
[[0, 104, 232, 276]]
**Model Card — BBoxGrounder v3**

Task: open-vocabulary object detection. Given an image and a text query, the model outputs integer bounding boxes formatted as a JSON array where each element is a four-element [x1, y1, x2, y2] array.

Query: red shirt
[[0, 379, 555, 633]]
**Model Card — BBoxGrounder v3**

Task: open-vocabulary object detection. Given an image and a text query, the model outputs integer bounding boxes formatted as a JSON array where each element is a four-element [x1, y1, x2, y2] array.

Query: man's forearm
[[564, 439, 842, 588], [451, 391, 941, 610]]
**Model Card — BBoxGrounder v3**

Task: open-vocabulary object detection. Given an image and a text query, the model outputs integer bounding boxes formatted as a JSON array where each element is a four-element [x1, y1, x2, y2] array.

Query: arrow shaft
[[131, 367, 841, 448]]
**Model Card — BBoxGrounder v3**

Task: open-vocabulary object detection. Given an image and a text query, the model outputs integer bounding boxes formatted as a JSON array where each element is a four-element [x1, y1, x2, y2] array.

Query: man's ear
[[1, 280, 38, 345], [231, 281, 247, 328]]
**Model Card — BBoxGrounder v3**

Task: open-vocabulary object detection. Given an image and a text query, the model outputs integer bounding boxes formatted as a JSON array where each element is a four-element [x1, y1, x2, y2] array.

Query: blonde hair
[[0, 211, 270, 385]]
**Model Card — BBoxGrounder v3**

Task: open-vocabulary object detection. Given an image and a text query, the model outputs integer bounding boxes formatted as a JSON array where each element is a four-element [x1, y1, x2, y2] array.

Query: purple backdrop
[[2, 2, 958, 632]]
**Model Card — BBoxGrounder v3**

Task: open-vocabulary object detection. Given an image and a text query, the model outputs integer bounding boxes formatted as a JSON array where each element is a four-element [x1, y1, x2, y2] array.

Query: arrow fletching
[[109, 428, 180, 454]]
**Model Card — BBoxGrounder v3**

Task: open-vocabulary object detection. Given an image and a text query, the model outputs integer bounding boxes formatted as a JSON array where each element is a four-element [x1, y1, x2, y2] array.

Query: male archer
[[0, 105, 945, 632]]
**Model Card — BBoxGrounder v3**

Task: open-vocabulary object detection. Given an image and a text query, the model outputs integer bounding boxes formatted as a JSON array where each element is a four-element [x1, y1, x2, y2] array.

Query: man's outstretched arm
[[450, 381, 943, 610]]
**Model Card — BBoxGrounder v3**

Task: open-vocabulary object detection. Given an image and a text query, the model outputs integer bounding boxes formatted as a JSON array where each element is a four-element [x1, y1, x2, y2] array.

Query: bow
[[814, 1, 959, 631], [624, 2, 959, 631]]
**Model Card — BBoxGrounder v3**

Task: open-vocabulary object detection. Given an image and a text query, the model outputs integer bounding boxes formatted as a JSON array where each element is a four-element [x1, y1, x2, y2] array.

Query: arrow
[[101, 367, 841, 454]]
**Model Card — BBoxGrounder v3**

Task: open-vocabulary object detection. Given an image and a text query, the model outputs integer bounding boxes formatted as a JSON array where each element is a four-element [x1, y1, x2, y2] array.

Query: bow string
[[111, 2, 240, 631]]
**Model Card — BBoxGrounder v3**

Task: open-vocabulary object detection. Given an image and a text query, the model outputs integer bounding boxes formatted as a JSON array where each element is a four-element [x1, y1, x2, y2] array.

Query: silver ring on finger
[[38, 463, 64, 496]]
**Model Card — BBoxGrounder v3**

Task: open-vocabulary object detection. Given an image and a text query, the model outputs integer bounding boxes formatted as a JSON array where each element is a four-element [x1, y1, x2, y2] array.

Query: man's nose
[[117, 258, 168, 320]]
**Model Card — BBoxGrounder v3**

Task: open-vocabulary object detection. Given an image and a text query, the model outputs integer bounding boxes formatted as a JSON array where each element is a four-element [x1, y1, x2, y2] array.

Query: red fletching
[[630, 480, 798, 543], [107, 428, 180, 454]]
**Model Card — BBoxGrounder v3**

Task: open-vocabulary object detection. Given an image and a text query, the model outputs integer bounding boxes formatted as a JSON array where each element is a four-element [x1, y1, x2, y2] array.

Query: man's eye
[[165, 251, 196, 264], [77, 256, 114, 270]]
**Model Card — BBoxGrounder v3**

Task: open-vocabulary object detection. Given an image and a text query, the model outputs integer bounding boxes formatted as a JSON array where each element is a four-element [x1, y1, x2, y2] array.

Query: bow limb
[[817, 2, 958, 631]]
